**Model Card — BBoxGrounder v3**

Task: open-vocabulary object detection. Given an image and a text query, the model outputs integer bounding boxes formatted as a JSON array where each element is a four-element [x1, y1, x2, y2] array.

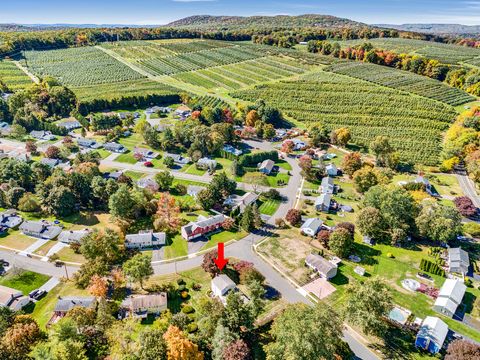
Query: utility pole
[[64, 264, 69, 280]]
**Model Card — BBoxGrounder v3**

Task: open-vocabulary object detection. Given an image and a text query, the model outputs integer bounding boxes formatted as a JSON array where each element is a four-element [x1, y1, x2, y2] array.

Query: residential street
[[457, 174, 480, 207]]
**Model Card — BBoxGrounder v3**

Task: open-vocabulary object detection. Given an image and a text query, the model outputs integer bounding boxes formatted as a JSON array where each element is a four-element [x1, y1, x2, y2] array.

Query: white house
[[104, 142, 126, 153], [447, 248, 469, 275], [223, 145, 243, 156], [211, 274, 237, 304], [258, 159, 275, 175], [301, 218, 323, 237], [320, 177, 335, 194], [223, 192, 259, 213], [305, 254, 337, 279], [197, 157, 217, 170], [77, 138, 102, 149], [120, 293, 168, 319], [137, 177, 159, 192], [57, 120, 81, 131], [19, 220, 62, 240], [283, 138, 305, 151], [165, 153, 191, 165], [414, 176, 433, 195], [0, 210, 23, 231], [325, 164, 338, 176], [433, 279, 466, 317], [187, 185, 206, 198], [134, 147, 158, 160], [415, 317, 448, 354], [315, 193, 332, 212], [125, 231, 166, 249]]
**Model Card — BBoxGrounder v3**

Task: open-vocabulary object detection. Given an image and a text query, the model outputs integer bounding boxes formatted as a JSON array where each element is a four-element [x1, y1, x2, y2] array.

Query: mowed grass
[[0, 231, 38, 251], [258, 199, 281, 215], [115, 152, 138, 164], [0, 270, 50, 295], [201, 230, 248, 250]]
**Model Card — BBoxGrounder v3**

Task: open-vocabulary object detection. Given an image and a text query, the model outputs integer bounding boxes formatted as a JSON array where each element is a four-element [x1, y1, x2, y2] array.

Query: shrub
[[178, 284, 186, 291], [192, 283, 202, 291], [464, 278, 473, 287], [262, 188, 281, 200], [182, 305, 195, 314], [420, 258, 445, 277], [454, 196, 477, 218], [275, 218, 286, 228], [387, 253, 394, 258], [463, 222, 480, 237], [180, 291, 189, 299], [186, 323, 198, 333], [177, 278, 186, 285]]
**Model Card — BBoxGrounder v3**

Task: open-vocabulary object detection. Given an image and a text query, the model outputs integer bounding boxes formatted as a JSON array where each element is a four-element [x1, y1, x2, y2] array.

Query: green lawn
[[163, 234, 188, 259], [0, 270, 50, 295], [0, 231, 38, 251], [202, 230, 248, 250], [276, 159, 292, 171], [96, 149, 111, 159], [56, 246, 86, 264], [115, 152, 137, 164], [172, 178, 208, 188], [118, 133, 147, 151], [125, 170, 146, 180], [182, 164, 207, 176], [258, 199, 281, 216]]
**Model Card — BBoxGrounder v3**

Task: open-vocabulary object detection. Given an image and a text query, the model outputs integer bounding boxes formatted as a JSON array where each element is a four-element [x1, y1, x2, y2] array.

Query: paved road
[[456, 174, 480, 207]]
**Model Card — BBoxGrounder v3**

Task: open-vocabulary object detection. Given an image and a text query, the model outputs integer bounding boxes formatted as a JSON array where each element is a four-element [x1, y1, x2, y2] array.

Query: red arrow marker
[[214, 242, 228, 270]]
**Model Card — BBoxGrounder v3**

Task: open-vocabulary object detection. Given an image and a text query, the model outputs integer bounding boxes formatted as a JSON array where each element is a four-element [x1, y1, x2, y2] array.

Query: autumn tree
[[342, 152, 363, 177], [88, 274, 108, 298], [352, 166, 380, 193], [1, 315, 42, 359], [331, 127, 351, 147], [25, 140, 37, 154], [45, 145, 61, 159], [454, 196, 477, 218], [281, 140, 294, 154], [154, 193, 181, 234], [245, 110, 260, 127], [223, 339, 252, 360], [201, 250, 221, 278], [285, 209, 302, 226], [123, 253, 153, 289], [163, 325, 204, 360], [316, 229, 331, 248], [445, 340, 480, 360]]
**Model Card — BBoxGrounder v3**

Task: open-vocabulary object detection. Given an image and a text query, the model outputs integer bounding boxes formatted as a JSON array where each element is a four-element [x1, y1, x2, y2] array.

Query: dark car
[[29, 289, 39, 298], [54, 260, 64, 267], [0, 260, 9, 267], [32, 290, 46, 300]]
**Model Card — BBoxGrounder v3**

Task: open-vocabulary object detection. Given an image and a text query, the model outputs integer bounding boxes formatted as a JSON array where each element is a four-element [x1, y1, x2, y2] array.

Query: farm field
[[335, 38, 480, 65], [232, 69, 457, 165], [326, 61, 475, 106], [21, 46, 145, 87], [0, 59, 33, 90]]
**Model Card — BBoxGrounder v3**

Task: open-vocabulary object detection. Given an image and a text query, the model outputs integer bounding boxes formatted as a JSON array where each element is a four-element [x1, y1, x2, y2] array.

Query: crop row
[[326, 62, 475, 106], [23, 47, 144, 86], [231, 70, 457, 165], [158, 40, 233, 54], [0, 59, 32, 90]]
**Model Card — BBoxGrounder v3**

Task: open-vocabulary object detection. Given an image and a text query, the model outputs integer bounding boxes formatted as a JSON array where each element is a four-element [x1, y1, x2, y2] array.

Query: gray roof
[[448, 248, 469, 273], [211, 274, 236, 292], [301, 218, 323, 233], [321, 177, 334, 187], [0, 210, 22, 229], [315, 193, 332, 208], [54, 297, 95, 313], [125, 232, 166, 246], [19, 220, 62, 239], [259, 159, 275, 172], [165, 153, 190, 164], [305, 254, 337, 275], [417, 317, 448, 349], [104, 142, 125, 151], [40, 158, 60, 168], [77, 138, 97, 147], [58, 229, 90, 243], [57, 120, 81, 129]]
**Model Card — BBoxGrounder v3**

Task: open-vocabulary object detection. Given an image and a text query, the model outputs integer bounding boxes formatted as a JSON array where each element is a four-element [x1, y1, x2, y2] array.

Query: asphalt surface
[[456, 174, 480, 207]]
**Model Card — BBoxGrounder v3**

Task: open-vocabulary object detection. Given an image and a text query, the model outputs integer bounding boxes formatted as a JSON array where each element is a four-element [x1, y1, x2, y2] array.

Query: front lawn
[[124, 171, 145, 180], [163, 234, 188, 259], [0, 232, 39, 251], [0, 270, 50, 295], [56, 246, 86, 264], [182, 164, 207, 176], [202, 230, 248, 250], [258, 199, 281, 216], [115, 152, 137, 164]]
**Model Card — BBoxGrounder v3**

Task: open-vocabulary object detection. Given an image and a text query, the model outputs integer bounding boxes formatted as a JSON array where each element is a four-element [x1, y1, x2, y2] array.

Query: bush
[[180, 291, 189, 299], [464, 278, 473, 287], [463, 222, 480, 237], [387, 253, 394, 258], [186, 323, 198, 333], [192, 283, 202, 291], [275, 218, 286, 228], [177, 278, 186, 285], [262, 188, 281, 200], [420, 258, 445, 277], [285, 209, 302, 226], [182, 305, 195, 314], [178, 284, 186, 291], [454, 196, 477, 218]]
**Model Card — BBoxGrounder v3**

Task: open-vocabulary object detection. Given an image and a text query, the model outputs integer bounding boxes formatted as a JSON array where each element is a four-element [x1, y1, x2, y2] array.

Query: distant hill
[[166, 14, 366, 30], [375, 23, 480, 36]]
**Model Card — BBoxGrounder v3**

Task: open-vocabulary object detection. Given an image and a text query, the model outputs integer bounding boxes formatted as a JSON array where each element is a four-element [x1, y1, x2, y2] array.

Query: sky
[[1, 0, 480, 25]]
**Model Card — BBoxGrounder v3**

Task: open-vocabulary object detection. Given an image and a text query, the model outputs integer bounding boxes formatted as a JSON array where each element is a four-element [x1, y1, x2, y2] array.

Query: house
[[274, 129, 287, 141], [415, 316, 448, 354], [165, 153, 191, 165], [211, 274, 237, 304], [174, 105, 192, 118], [58, 229, 90, 244], [320, 177, 335, 194], [181, 214, 226, 241], [305, 254, 337, 279], [258, 159, 275, 175], [289, 138, 306, 151], [433, 279, 466, 317], [197, 157, 217, 170], [104, 142, 126, 153], [125, 231, 166, 249], [0, 122, 11, 135], [301, 218, 323, 237], [223, 145, 243, 156], [57, 120, 81, 131], [30, 130, 55, 141], [187, 185, 206, 198], [120, 293, 168, 318], [137, 177, 159, 192], [414, 176, 433, 195], [19, 220, 62, 240], [223, 192, 259, 213], [53, 297, 96, 318], [315, 193, 332, 212], [134, 147, 158, 160], [0, 285, 30, 311], [77, 138, 102, 149], [447, 247, 469, 275], [325, 164, 338, 177], [0, 210, 23, 231], [40, 158, 61, 168], [103, 171, 123, 181]]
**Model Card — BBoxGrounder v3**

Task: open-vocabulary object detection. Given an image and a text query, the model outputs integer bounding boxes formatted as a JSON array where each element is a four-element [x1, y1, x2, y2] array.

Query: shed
[[211, 274, 236, 303], [415, 316, 448, 354], [325, 164, 338, 176]]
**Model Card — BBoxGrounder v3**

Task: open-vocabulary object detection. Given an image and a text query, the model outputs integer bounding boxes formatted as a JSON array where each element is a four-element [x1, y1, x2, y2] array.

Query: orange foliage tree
[[163, 325, 204, 360], [88, 274, 108, 298], [154, 193, 181, 234]]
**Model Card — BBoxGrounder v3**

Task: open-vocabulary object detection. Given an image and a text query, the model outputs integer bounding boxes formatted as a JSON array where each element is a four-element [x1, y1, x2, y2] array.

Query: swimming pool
[[388, 307, 411, 325]]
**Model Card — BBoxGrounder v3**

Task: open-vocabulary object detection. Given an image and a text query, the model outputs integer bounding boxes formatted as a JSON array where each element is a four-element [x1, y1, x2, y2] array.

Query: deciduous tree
[[123, 253, 153, 289], [163, 325, 204, 360], [154, 193, 181, 234]]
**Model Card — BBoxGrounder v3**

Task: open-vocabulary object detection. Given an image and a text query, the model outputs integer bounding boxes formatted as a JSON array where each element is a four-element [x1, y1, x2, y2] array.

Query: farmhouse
[[290, 138, 306, 150], [305, 254, 337, 279], [120, 293, 168, 319], [315, 193, 332, 212], [30, 130, 55, 141], [0, 285, 30, 311], [211, 274, 237, 304], [223, 192, 259, 213], [320, 177, 335, 194], [57, 120, 81, 131], [447, 247, 469, 275], [77, 138, 102, 149], [415, 316, 448, 354], [301, 218, 323, 237], [197, 157, 217, 170], [125, 231, 166, 249], [181, 214, 226, 241], [223, 145, 243, 156], [0, 210, 23, 231], [104, 142, 126, 153], [134, 147, 158, 160], [258, 159, 275, 175], [136, 177, 159, 192], [174, 105, 192, 118], [19, 220, 62, 240], [325, 164, 338, 176], [58, 229, 91, 244], [165, 153, 191, 165], [53, 297, 96, 318], [433, 279, 466, 317]]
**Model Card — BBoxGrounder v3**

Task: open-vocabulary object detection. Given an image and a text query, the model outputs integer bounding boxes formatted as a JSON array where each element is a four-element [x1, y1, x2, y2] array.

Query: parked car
[[32, 290, 46, 300], [29, 289, 39, 298], [0, 260, 9, 267], [144, 161, 153, 167], [54, 260, 64, 267]]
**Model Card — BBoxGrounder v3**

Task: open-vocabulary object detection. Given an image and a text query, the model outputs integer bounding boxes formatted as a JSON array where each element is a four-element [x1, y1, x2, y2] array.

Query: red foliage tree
[[454, 196, 477, 218], [317, 229, 331, 249], [25, 140, 37, 154], [201, 250, 221, 278], [45, 145, 60, 159], [285, 209, 302, 226], [281, 140, 294, 154], [445, 340, 480, 360], [336, 222, 355, 236], [223, 339, 252, 360]]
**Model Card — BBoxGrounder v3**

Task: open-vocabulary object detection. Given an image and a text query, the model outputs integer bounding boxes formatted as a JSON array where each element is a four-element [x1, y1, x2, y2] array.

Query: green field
[[0, 270, 50, 295], [232, 69, 456, 165], [0, 59, 33, 90]]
